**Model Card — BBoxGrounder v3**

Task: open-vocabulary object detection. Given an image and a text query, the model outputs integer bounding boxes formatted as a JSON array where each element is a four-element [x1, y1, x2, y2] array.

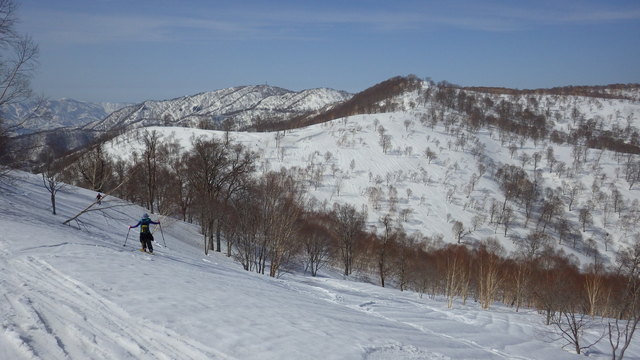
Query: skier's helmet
[[142, 213, 149, 218]]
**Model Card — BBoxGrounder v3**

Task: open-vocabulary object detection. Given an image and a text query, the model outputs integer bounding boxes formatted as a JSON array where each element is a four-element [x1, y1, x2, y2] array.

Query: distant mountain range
[[1, 98, 129, 135], [2, 86, 351, 136], [83, 85, 351, 132]]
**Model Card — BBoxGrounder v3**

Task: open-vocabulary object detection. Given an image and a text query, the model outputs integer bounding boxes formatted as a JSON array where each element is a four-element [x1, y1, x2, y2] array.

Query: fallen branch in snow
[[62, 172, 135, 226], [82, 203, 130, 213]]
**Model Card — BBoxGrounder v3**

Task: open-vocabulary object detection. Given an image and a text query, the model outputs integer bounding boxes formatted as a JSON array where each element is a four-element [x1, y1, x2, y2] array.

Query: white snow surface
[[107, 104, 640, 267], [1, 171, 632, 360]]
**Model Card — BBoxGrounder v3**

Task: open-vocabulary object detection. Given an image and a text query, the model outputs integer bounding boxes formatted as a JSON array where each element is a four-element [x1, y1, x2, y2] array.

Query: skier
[[129, 213, 160, 253], [96, 193, 103, 205]]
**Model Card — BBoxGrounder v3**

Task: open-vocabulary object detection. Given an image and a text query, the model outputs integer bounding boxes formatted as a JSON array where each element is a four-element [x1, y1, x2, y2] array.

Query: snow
[[85, 86, 351, 131], [106, 100, 640, 267], [1, 171, 636, 359], [1, 99, 129, 135]]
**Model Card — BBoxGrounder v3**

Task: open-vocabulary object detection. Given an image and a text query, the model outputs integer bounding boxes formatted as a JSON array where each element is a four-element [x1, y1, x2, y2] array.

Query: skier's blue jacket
[[130, 215, 159, 234]]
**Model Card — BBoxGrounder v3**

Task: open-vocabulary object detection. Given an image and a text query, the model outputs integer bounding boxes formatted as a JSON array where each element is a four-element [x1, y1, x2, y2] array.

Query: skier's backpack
[[140, 218, 151, 234]]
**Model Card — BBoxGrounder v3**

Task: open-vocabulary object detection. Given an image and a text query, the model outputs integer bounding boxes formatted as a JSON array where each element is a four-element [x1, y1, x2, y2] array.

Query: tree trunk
[[216, 218, 222, 252], [379, 256, 385, 288]]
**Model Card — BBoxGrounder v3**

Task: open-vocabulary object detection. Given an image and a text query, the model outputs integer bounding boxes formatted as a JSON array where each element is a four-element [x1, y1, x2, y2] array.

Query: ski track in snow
[[286, 278, 536, 360], [1, 255, 234, 360]]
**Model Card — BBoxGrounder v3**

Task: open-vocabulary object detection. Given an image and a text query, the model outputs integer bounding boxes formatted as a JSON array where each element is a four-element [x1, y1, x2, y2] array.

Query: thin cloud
[[23, 2, 640, 46], [233, 3, 640, 33], [24, 10, 257, 44], [445, 1, 640, 29], [557, 9, 640, 23]]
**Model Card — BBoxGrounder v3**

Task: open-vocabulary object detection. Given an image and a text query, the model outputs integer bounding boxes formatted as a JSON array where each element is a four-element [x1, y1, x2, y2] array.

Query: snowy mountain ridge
[[84, 85, 352, 132], [1, 98, 129, 135]]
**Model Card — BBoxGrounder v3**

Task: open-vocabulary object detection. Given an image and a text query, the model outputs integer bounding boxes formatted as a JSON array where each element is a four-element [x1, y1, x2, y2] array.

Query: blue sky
[[18, 0, 640, 103]]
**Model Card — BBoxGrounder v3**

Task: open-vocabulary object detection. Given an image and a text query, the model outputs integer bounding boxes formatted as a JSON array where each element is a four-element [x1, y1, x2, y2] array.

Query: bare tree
[[333, 203, 366, 276], [517, 231, 550, 261], [533, 250, 576, 326], [366, 185, 383, 211], [141, 130, 161, 213], [228, 186, 262, 272], [299, 215, 334, 276], [537, 194, 564, 233], [608, 238, 640, 360], [403, 118, 413, 131], [500, 206, 515, 236], [380, 134, 392, 154], [476, 238, 504, 310], [184, 136, 256, 254], [215, 143, 256, 253], [185, 137, 229, 254], [424, 147, 437, 164], [443, 245, 471, 308], [259, 171, 304, 277], [334, 174, 344, 197], [71, 144, 112, 191], [399, 208, 412, 223], [39, 153, 66, 215], [451, 220, 469, 244], [611, 187, 624, 215], [221, 118, 235, 145], [584, 265, 606, 317], [0, 0, 39, 171], [376, 214, 396, 287], [169, 151, 194, 222], [550, 306, 602, 355], [546, 146, 556, 171], [554, 216, 571, 245], [566, 181, 585, 212], [532, 151, 542, 172], [394, 231, 417, 291], [545, 259, 604, 355], [579, 207, 593, 232], [495, 164, 530, 212]]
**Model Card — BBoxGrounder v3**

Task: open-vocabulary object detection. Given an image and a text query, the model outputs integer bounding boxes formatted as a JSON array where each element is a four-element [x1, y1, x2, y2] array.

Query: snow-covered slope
[[1, 99, 129, 135], [471, 89, 640, 135], [1, 170, 628, 359], [84, 85, 351, 132], [106, 94, 640, 269]]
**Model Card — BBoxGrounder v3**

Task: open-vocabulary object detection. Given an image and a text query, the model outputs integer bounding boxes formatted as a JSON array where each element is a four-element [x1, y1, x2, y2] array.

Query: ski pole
[[123, 227, 131, 247], [159, 222, 167, 248]]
